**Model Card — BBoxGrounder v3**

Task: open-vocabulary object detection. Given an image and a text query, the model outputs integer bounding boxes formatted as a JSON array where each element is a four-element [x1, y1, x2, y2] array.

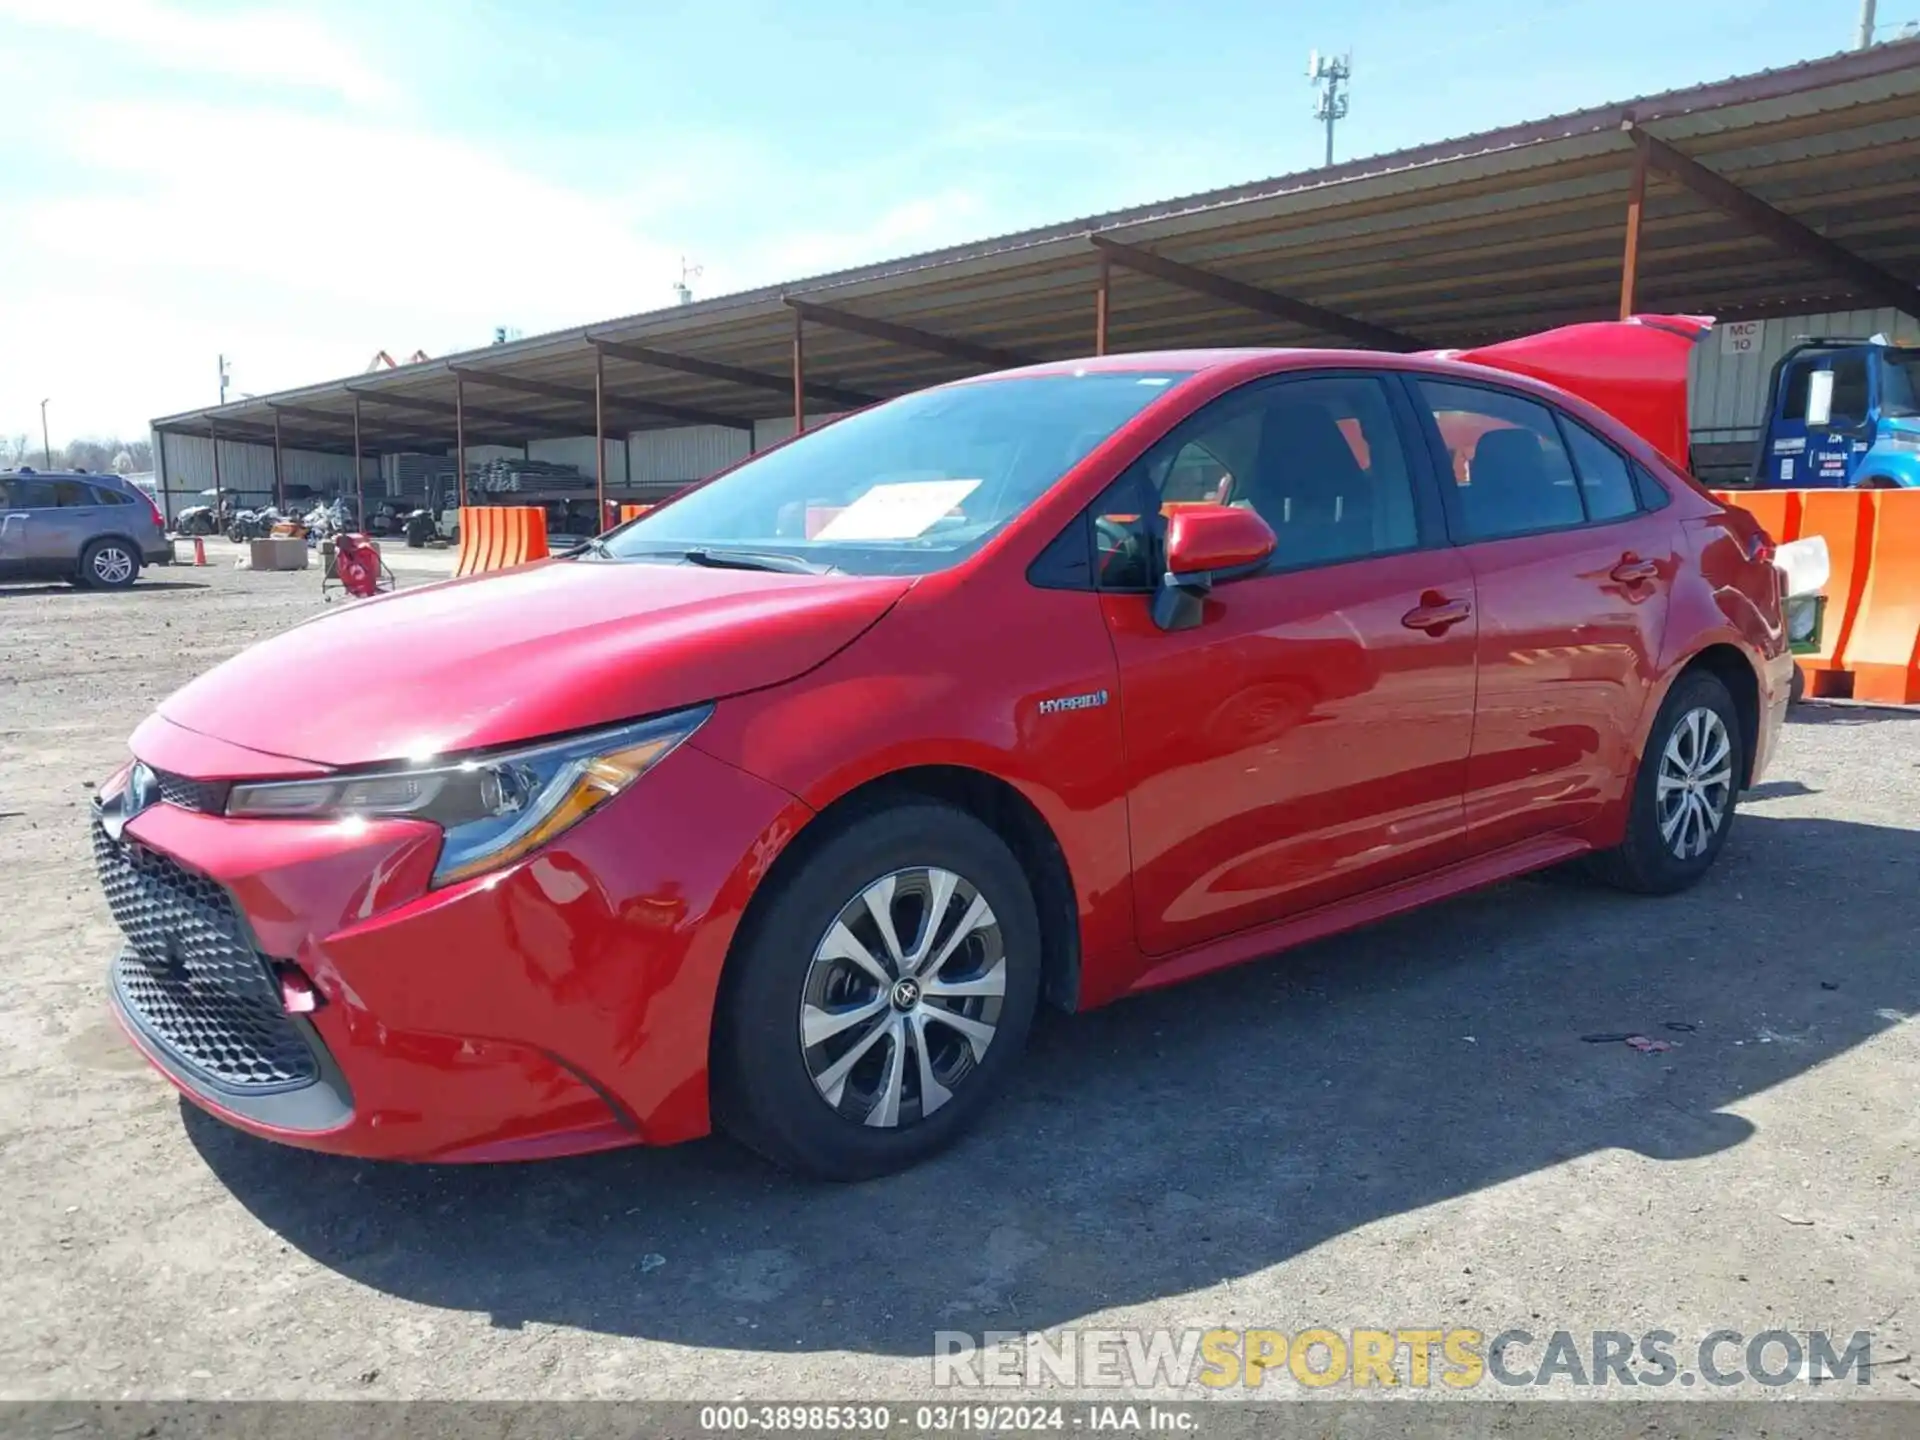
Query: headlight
[[226, 708, 709, 886]]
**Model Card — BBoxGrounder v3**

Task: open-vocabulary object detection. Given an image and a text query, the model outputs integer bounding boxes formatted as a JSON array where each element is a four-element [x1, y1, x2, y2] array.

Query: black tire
[[713, 801, 1041, 1180], [77, 538, 140, 591], [1588, 670, 1743, 895]]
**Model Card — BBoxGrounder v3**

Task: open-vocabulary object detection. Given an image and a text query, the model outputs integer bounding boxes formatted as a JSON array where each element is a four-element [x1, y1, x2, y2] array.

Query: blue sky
[[0, 0, 1903, 443]]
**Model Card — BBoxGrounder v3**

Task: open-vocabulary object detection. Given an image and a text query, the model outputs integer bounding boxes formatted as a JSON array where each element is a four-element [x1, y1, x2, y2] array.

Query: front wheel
[[1588, 671, 1742, 894], [713, 802, 1041, 1180]]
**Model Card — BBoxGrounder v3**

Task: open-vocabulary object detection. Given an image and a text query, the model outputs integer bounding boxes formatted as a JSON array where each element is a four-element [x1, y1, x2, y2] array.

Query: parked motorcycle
[[403, 509, 439, 548], [174, 505, 219, 537], [301, 499, 353, 542], [225, 507, 285, 542]]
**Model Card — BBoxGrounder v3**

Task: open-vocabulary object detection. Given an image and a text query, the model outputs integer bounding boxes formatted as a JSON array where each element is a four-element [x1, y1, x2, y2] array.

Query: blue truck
[[1750, 336, 1920, 489]]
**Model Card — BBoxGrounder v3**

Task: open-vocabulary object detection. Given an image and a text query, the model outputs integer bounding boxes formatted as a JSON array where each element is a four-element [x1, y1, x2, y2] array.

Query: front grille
[[153, 770, 229, 814], [92, 812, 317, 1092]]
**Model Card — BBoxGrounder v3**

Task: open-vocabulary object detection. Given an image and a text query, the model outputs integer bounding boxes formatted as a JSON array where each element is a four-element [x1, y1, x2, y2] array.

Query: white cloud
[[0, 0, 394, 105], [0, 1, 1015, 441]]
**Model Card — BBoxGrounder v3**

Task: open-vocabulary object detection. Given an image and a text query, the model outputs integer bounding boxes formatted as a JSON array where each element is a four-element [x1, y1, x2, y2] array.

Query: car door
[[0, 479, 33, 575], [1769, 351, 1871, 487], [1409, 377, 1680, 854], [3, 477, 62, 572], [1094, 371, 1478, 957], [29, 474, 100, 564]]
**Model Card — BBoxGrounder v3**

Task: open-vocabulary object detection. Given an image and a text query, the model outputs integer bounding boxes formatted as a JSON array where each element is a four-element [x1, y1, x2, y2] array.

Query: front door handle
[[1611, 554, 1659, 584], [1401, 591, 1472, 635]]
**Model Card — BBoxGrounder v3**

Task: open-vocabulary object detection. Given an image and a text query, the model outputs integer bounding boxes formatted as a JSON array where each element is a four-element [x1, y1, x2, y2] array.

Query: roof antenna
[[674, 257, 705, 306]]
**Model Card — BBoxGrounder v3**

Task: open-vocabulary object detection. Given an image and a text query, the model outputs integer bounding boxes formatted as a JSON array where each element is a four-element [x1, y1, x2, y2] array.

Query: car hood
[[158, 558, 912, 769]]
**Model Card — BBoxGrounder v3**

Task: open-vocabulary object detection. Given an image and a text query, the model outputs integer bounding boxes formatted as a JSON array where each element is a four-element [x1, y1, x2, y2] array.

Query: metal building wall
[[1691, 309, 1920, 445], [751, 414, 842, 452], [155, 432, 371, 518], [527, 436, 630, 479], [629, 426, 751, 486]]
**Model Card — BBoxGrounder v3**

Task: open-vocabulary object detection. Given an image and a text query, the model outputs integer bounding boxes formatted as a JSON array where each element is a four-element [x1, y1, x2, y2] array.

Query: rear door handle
[[1611, 554, 1659, 584], [1401, 591, 1472, 635]]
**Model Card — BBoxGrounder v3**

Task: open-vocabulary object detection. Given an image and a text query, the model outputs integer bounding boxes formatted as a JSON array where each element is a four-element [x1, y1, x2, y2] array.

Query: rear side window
[[92, 485, 137, 506], [1416, 381, 1584, 540], [1559, 421, 1639, 522], [51, 479, 98, 507], [1633, 462, 1674, 512]]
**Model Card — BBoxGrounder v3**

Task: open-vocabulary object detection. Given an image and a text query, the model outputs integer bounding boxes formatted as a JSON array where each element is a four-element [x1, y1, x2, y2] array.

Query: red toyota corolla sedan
[[95, 318, 1791, 1179]]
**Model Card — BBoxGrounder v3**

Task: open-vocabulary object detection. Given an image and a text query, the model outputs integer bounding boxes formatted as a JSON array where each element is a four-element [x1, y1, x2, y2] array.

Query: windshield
[[597, 371, 1192, 575], [1883, 352, 1920, 418]]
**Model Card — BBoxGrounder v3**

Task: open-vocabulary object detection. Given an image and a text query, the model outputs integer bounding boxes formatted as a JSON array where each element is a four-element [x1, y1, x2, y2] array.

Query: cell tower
[[1307, 50, 1352, 168]]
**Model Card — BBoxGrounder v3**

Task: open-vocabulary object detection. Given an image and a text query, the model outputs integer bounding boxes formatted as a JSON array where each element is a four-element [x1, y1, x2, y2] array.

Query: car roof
[[956, 347, 1520, 385], [1, 469, 134, 485]]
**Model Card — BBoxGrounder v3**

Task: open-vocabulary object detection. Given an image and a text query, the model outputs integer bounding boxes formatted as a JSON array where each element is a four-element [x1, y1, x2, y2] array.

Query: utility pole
[[217, 354, 230, 405], [39, 398, 52, 468], [1308, 50, 1352, 168], [1858, 0, 1877, 47]]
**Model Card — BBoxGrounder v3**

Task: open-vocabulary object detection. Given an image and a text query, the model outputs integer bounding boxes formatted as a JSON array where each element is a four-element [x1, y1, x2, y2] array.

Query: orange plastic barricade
[[619, 503, 652, 523], [1845, 490, 1920, 704], [1794, 490, 1877, 697], [453, 507, 491, 577], [1713, 489, 1801, 545], [454, 506, 549, 577]]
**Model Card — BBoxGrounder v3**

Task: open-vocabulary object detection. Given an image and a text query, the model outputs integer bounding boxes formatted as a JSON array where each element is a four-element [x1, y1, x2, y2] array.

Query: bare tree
[[4, 434, 28, 468], [62, 438, 116, 473]]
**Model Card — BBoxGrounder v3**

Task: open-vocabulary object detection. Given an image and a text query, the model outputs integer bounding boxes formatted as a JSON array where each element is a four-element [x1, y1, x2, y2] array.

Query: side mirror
[[1152, 504, 1276, 631]]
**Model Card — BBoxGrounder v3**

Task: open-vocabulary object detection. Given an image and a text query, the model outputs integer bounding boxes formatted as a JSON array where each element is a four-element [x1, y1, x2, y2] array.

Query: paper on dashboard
[[814, 480, 981, 541]]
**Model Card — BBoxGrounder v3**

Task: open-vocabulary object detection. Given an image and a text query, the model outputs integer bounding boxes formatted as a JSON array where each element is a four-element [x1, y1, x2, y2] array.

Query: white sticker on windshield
[[814, 479, 981, 541]]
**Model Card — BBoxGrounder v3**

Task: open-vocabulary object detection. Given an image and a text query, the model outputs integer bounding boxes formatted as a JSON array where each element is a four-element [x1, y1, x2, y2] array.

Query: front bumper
[[95, 732, 810, 1162]]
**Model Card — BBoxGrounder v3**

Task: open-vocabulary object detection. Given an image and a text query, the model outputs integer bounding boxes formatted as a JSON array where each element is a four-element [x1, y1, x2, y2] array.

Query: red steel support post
[[454, 372, 467, 508], [595, 346, 607, 529], [792, 308, 806, 435], [1620, 134, 1648, 321], [1095, 254, 1111, 356]]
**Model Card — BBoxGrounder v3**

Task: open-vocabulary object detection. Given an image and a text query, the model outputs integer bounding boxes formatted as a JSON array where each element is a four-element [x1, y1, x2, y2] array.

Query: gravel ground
[[1, 561, 1917, 1405]]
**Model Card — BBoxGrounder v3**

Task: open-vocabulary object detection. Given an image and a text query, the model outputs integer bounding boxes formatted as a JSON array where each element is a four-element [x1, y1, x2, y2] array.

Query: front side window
[[1417, 381, 1584, 541], [1092, 374, 1421, 589], [598, 372, 1191, 577], [1829, 354, 1870, 425], [2, 478, 57, 510]]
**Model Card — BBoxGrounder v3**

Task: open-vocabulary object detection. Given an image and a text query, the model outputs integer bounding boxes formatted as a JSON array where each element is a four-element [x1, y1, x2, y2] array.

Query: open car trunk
[[1426, 314, 1713, 474]]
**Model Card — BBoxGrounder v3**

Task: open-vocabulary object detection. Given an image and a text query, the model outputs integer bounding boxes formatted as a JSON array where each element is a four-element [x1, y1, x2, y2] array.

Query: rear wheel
[[1589, 670, 1742, 894], [713, 802, 1041, 1180], [78, 539, 139, 590]]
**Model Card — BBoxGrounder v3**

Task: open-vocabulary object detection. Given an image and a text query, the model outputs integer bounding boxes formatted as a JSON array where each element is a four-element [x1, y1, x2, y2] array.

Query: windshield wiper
[[680, 548, 834, 575]]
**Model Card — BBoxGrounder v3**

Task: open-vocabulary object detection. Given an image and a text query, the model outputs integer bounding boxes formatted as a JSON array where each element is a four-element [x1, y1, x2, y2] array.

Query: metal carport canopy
[[154, 37, 1920, 460]]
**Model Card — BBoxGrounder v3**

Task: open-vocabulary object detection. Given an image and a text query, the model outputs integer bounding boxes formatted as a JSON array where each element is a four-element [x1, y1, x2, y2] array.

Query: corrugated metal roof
[[155, 38, 1920, 454]]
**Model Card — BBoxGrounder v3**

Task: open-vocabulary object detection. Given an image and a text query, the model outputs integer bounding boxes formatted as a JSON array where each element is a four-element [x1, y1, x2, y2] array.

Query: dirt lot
[[2, 561, 1917, 1405]]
